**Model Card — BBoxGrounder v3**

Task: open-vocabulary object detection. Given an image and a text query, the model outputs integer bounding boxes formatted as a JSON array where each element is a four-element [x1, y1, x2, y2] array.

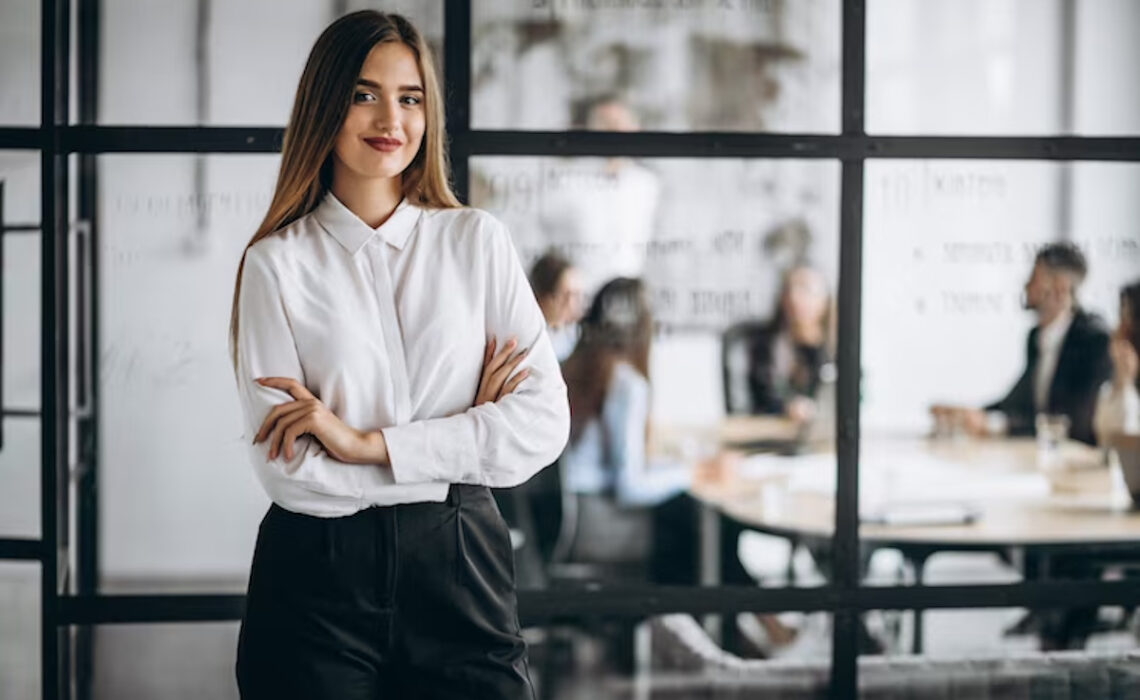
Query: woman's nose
[[373, 99, 399, 131]]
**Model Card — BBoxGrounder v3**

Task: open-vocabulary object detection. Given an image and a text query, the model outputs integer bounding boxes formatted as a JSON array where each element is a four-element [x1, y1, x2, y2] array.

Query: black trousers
[[236, 484, 534, 699]]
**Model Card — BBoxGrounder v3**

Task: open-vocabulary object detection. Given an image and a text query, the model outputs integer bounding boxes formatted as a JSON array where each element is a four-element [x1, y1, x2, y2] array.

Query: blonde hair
[[229, 11, 459, 368]]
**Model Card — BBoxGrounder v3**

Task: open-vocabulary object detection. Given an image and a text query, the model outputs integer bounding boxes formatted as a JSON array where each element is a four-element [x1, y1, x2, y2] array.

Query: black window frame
[[3, 0, 1140, 697]]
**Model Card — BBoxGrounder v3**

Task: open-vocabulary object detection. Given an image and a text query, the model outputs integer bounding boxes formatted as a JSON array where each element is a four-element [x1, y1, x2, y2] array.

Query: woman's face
[[332, 42, 426, 185], [551, 268, 585, 327], [782, 267, 829, 326]]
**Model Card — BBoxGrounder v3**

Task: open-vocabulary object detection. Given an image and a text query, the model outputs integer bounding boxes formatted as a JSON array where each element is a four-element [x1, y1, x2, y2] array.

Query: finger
[[256, 376, 316, 401], [266, 403, 314, 460], [483, 337, 495, 367], [281, 415, 312, 462], [498, 369, 530, 399], [491, 347, 530, 388], [272, 409, 314, 462], [255, 400, 305, 443], [488, 337, 518, 372]]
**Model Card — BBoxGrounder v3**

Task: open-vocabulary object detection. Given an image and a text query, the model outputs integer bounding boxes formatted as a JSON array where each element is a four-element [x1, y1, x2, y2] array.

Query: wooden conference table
[[672, 416, 1140, 652]]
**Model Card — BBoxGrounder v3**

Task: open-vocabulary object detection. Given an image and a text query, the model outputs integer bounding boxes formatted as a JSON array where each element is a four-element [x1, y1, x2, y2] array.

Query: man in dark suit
[[934, 243, 1113, 648], [937, 243, 1112, 445]]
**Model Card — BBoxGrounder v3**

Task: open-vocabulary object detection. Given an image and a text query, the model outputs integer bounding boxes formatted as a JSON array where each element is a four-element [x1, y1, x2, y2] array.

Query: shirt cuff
[[985, 410, 1009, 436], [382, 421, 480, 485]]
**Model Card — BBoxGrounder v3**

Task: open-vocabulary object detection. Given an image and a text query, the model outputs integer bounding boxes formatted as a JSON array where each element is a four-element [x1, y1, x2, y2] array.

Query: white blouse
[[233, 192, 570, 517]]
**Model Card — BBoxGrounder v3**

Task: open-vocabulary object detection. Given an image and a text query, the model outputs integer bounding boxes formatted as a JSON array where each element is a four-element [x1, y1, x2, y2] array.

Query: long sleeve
[[234, 245, 392, 516], [381, 217, 571, 488], [985, 332, 1037, 436], [604, 365, 692, 507], [1094, 381, 1140, 445]]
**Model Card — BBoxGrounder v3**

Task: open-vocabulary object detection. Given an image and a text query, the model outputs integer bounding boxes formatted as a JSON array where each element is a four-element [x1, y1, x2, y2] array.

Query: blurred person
[[559, 278, 795, 654], [1094, 281, 1140, 442], [229, 12, 568, 699], [748, 265, 834, 423], [529, 250, 585, 361], [933, 243, 1112, 446], [537, 95, 661, 295]]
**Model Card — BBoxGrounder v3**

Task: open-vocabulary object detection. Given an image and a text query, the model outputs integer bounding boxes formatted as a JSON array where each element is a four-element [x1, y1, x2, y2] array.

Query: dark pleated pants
[[236, 484, 534, 699]]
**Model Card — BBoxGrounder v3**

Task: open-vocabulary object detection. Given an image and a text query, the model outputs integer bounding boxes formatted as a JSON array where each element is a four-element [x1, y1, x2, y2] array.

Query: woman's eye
[[354, 91, 376, 103], [400, 95, 422, 106]]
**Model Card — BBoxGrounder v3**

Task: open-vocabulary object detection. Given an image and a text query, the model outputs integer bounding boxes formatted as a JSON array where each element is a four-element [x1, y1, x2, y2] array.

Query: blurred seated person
[[932, 243, 1112, 445], [559, 278, 796, 651], [529, 251, 584, 362], [1094, 280, 1140, 442], [748, 265, 834, 423]]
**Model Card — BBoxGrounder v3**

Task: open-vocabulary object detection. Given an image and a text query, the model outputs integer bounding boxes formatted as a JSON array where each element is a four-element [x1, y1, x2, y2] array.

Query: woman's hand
[[785, 396, 817, 423], [692, 451, 741, 488], [253, 377, 368, 463], [1110, 336, 1139, 390], [474, 336, 530, 406]]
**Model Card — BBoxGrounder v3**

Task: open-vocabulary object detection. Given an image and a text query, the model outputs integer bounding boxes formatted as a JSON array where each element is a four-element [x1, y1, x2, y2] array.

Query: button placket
[[367, 245, 413, 425]]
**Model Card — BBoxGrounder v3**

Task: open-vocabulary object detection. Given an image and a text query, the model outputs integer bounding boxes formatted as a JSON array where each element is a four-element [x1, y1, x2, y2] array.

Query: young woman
[[558, 278, 795, 654], [228, 12, 569, 698], [747, 265, 834, 422]]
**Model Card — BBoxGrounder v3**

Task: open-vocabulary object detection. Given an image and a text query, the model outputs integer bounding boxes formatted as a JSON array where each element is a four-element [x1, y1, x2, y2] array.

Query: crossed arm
[[251, 336, 530, 465]]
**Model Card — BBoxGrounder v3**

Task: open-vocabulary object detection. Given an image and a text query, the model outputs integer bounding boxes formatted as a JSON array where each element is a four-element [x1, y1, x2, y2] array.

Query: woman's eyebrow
[[356, 78, 424, 92]]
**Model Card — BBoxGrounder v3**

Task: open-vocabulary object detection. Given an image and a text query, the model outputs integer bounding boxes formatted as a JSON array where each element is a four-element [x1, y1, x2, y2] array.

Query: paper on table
[[757, 451, 1053, 507], [736, 452, 836, 481]]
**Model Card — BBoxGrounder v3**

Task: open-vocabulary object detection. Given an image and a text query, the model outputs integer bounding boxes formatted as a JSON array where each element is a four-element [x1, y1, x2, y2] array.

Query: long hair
[[771, 264, 835, 356], [228, 11, 459, 368], [529, 250, 573, 301], [561, 278, 653, 444]]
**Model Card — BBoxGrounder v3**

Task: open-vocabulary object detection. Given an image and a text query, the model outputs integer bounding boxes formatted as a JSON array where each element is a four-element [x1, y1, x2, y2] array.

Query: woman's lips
[[364, 137, 402, 153]]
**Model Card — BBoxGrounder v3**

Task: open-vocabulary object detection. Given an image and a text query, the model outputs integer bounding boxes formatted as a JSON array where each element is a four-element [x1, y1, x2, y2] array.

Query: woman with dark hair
[[229, 12, 569, 698], [1094, 281, 1140, 442], [559, 279, 795, 653], [560, 278, 697, 517], [748, 265, 834, 421]]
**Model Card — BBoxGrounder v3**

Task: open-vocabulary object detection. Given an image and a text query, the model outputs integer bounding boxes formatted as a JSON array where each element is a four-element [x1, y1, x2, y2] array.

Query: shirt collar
[[313, 190, 421, 254], [1038, 308, 1074, 351]]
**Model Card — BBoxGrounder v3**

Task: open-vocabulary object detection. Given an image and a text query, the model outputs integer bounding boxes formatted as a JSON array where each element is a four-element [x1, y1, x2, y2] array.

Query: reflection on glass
[[97, 155, 281, 593], [860, 160, 1140, 656], [1, 152, 42, 538], [472, 0, 840, 132], [100, 1, 442, 125], [473, 157, 842, 651], [867, 0, 1140, 135], [0, 564, 39, 698], [861, 606, 1137, 679], [78, 623, 238, 699], [521, 614, 833, 696], [472, 156, 840, 331], [0, 2, 39, 125], [0, 421, 40, 538]]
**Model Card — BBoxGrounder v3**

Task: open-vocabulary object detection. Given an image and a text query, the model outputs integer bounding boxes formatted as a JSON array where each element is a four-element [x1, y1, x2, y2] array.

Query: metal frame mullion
[[443, 0, 471, 203], [54, 578, 1140, 627], [41, 0, 72, 697], [831, 0, 866, 695], [29, 127, 1140, 160], [75, 1, 101, 699], [0, 538, 43, 560]]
